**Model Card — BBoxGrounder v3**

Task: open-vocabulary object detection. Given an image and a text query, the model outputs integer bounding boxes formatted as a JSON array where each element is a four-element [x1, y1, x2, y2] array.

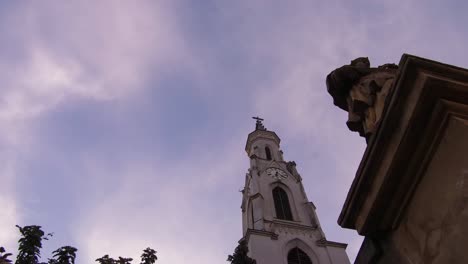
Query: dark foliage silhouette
[[15, 225, 52, 264], [48, 246, 77, 264], [227, 240, 256, 264], [0, 247, 13, 264], [4, 225, 157, 264], [140, 248, 157, 264], [116, 257, 133, 264], [95, 255, 116, 264]]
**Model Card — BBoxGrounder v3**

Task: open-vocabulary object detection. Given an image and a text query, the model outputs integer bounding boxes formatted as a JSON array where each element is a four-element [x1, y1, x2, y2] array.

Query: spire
[[252, 116, 266, 131]]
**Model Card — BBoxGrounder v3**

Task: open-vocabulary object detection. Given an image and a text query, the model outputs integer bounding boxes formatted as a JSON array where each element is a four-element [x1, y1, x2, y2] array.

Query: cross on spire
[[252, 116, 267, 131]]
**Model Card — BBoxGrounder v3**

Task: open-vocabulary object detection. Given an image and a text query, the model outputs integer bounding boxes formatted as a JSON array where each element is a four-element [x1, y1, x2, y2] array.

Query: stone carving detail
[[316, 237, 327, 247], [286, 161, 297, 174], [326, 57, 398, 140]]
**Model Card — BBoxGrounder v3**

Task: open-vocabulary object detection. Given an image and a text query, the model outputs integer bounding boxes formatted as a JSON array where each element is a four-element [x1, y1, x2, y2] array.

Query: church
[[239, 117, 350, 264]]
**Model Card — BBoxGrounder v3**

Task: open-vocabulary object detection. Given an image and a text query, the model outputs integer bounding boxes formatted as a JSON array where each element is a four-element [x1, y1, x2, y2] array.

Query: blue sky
[[1, 1, 468, 263]]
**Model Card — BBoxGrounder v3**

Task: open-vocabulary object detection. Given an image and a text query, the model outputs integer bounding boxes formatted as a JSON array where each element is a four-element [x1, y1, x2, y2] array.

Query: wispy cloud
[[73, 137, 246, 263], [0, 0, 193, 258]]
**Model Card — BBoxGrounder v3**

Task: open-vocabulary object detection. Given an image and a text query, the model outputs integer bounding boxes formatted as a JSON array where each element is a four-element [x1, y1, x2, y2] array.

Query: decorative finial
[[252, 116, 266, 131]]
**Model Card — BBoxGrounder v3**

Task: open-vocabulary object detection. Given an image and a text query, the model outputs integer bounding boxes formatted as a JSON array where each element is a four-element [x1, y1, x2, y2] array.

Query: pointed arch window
[[272, 187, 293, 220], [265, 146, 272, 160], [287, 247, 312, 264]]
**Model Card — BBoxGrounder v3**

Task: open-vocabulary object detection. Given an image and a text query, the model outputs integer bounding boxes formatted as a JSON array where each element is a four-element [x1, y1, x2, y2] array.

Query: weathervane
[[252, 116, 266, 131]]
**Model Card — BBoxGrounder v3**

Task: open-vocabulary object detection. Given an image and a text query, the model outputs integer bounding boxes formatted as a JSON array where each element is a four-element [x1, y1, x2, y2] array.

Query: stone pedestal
[[328, 55, 468, 264]]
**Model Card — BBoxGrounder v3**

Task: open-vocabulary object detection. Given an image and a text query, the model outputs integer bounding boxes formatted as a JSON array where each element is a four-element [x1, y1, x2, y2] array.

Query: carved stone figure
[[326, 58, 398, 140]]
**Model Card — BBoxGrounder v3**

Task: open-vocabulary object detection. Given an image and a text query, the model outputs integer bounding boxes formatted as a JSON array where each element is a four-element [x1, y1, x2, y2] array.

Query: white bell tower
[[240, 117, 350, 264]]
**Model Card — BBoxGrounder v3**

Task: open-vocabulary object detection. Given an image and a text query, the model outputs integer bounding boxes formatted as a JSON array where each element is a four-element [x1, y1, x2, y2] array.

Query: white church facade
[[240, 118, 350, 264]]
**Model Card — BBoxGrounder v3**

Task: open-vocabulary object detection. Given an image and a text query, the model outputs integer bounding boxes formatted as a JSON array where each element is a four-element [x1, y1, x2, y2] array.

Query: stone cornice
[[316, 238, 348, 249], [243, 229, 279, 241], [264, 218, 318, 231]]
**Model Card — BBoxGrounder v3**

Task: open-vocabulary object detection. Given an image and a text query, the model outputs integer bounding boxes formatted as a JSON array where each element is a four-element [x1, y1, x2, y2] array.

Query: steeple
[[240, 120, 350, 264]]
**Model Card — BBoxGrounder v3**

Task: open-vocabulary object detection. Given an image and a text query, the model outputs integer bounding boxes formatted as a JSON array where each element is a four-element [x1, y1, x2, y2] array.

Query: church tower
[[241, 118, 350, 264]]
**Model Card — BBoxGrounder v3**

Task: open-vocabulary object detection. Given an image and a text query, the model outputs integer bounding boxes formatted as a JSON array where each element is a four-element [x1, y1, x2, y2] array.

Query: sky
[[1, 1, 468, 263]]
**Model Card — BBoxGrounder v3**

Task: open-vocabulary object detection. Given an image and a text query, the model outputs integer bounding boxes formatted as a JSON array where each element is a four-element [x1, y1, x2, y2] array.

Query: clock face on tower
[[266, 167, 288, 180]]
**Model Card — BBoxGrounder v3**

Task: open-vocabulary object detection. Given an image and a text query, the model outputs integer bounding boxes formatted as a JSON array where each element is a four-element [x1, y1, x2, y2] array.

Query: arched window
[[288, 247, 312, 264], [272, 187, 293, 220], [265, 146, 272, 160]]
